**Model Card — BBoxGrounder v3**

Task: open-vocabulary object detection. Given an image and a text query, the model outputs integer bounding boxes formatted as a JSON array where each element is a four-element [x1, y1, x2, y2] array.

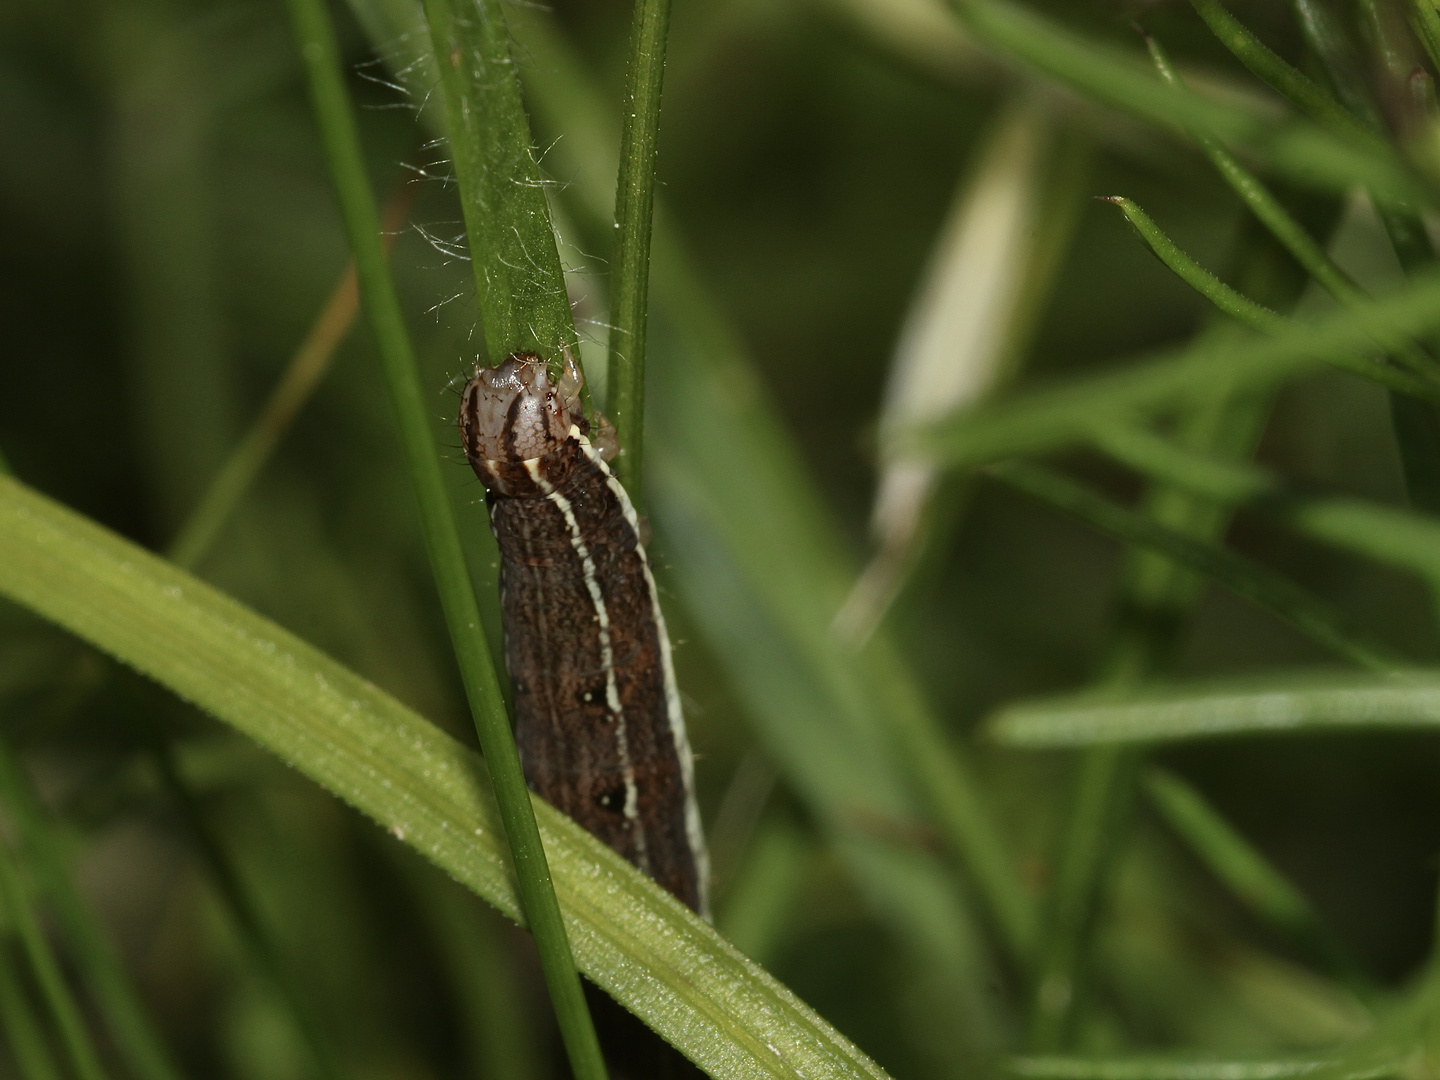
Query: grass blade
[[1187, 0, 1367, 138], [989, 669, 1440, 746], [167, 187, 412, 570], [607, 0, 673, 499], [280, 2, 603, 1076], [0, 472, 891, 1080], [1101, 196, 1439, 399]]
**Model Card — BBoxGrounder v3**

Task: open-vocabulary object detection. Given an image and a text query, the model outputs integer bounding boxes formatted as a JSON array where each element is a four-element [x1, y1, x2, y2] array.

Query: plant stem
[[1101, 197, 1440, 399], [607, 0, 673, 502], [281, 3, 606, 1078], [420, 0, 577, 373], [1187, 0, 1369, 139], [0, 841, 109, 1080]]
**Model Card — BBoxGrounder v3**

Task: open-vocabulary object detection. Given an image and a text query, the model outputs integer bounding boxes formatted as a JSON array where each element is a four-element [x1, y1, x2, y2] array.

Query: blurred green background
[[4, 0, 1440, 1077]]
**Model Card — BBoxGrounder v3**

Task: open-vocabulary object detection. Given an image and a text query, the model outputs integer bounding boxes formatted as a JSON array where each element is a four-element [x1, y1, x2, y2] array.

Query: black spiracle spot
[[594, 783, 628, 816]]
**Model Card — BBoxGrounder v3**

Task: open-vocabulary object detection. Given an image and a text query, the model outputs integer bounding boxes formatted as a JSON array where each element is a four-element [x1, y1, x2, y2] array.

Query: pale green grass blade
[[901, 267, 1440, 469], [0, 473, 891, 1080], [606, 0, 673, 499], [0, 739, 187, 1080], [989, 669, 1440, 746]]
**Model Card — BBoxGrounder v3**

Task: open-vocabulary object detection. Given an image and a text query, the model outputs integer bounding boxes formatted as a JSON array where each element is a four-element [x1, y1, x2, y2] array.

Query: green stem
[[1101, 197, 1440, 400], [0, 841, 109, 1080], [1187, 0, 1370, 139], [0, 739, 186, 1080], [607, 0, 674, 502], [420, 0, 577, 373], [281, 3, 606, 1078], [0, 934, 62, 1080]]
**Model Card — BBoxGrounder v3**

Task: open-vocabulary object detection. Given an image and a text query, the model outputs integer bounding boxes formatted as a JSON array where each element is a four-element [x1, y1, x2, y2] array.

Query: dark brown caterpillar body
[[460, 352, 708, 915]]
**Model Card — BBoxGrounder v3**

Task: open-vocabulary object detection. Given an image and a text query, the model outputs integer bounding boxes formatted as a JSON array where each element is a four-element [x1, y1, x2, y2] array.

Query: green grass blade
[[942, 0, 1424, 204], [0, 739, 187, 1080], [1102, 197, 1439, 398], [420, 0, 576, 372], [606, 0, 674, 500], [280, 2, 603, 1076], [1187, 0, 1368, 139], [1102, 197, 1289, 332], [901, 267, 1440, 469], [0, 841, 109, 1080], [1143, 34, 1364, 306], [1141, 767, 1364, 988], [988, 669, 1440, 746], [986, 461, 1398, 670], [150, 740, 342, 1079], [0, 934, 63, 1080], [0, 473, 892, 1080]]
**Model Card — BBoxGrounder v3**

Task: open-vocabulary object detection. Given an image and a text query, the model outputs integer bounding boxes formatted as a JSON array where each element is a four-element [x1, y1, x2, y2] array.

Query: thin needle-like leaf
[[0, 931, 63, 1080], [281, 1, 603, 1075], [1100, 196, 1440, 399], [941, 0, 1426, 204], [1141, 767, 1367, 989]]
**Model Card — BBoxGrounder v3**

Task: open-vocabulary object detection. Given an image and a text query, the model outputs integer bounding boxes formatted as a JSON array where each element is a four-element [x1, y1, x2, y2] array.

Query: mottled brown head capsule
[[460, 351, 585, 495]]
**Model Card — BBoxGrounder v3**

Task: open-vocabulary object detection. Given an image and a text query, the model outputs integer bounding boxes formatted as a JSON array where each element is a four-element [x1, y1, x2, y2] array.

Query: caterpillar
[[459, 351, 709, 916]]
